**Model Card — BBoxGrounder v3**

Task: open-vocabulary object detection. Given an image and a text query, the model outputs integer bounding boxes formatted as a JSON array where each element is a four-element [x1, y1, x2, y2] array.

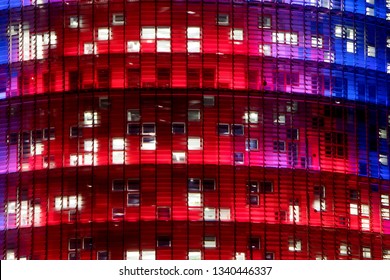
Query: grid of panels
[[0, 0, 390, 260]]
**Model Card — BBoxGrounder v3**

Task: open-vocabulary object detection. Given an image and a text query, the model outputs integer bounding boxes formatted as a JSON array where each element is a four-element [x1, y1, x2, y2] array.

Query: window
[[232, 124, 244, 136], [43, 127, 55, 140], [258, 16, 271, 28], [187, 27, 201, 39], [335, 25, 342, 38], [218, 124, 230, 135], [97, 251, 108, 260], [383, 249, 390, 260], [127, 109, 140, 122], [350, 189, 359, 200], [203, 179, 215, 191], [265, 252, 275, 260], [380, 154, 388, 165], [112, 138, 125, 150], [249, 238, 260, 249], [381, 194, 390, 206], [188, 193, 201, 207], [112, 14, 124, 25], [172, 152, 186, 163], [188, 109, 201, 121], [244, 111, 258, 123], [157, 27, 171, 39], [188, 137, 202, 150], [204, 207, 216, 221], [157, 207, 171, 220], [387, 63, 390, 74], [69, 238, 82, 250], [366, 7, 374, 16], [230, 28, 243, 41], [112, 179, 125, 191], [83, 237, 93, 250], [346, 41, 355, 53], [246, 139, 258, 151], [313, 185, 326, 211], [235, 252, 245, 260], [220, 208, 231, 221], [248, 181, 258, 193], [127, 41, 140, 52], [259, 181, 273, 193], [234, 152, 244, 164], [203, 95, 215, 107], [126, 250, 139, 260], [112, 208, 124, 219], [84, 111, 98, 126], [350, 203, 358, 215], [287, 128, 299, 140], [172, 123, 185, 134], [97, 28, 110, 40], [311, 36, 323, 48], [259, 44, 271, 56], [272, 32, 298, 45], [367, 45, 376, 57], [379, 128, 387, 139], [157, 40, 171, 52], [84, 139, 98, 152], [366, 0, 375, 4], [340, 243, 350, 256], [99, 97, 110, 109], [288, 239, 302, 252], [381, 208, 390, 220], [217, 14, 229, 25], [127, 124, 140, 135], [142, 123, 156, 135], [325, 132, 347, 158], [204, 236, 216, 248], [70, 126, 83, 138], [141, 251, 155, 260], [68, 252, 79, 260], [188, 40, 201, 53], [141, 136, 156, 150], [274, 114, 286, 124], [128, 179, 140, 192], [141, 27, 155, 39], [249, 194, 259, 205], [273, 141, 286, 152], [69, 16, 79, 28], [127, 193, 140, 206], [361, 204, 370, 216], [188, 178, 201, 191], [188, 251, 202, 260], [157, 237, 171, 248]]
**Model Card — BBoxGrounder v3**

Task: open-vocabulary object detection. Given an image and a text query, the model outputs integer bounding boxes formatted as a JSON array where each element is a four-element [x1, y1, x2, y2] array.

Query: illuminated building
[[0, 0, 390, 260]]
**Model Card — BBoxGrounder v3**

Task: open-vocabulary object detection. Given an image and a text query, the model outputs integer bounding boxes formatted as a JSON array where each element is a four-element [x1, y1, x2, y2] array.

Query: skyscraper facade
[[0, 0, 390, 260]]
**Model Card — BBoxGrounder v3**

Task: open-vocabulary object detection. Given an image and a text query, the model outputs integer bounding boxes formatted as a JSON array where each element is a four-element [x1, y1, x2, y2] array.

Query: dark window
[[97, 251, 108, 260], [157, 207, 171, 220], [69, 71, 80, 91], [273, 141, 285, 152], [249, 238, 260, 249], [349, 190, 359, 200], [9, 133, 18, 145], [265, 252, 274, 260], [287, 128, 299, 140], [234, 152, 244, 163], [142, 123, 156, 135], [325, 132, 347, 158], [247, 181, 258, 193], [43, 127, 55, 140], [127, 194, 140, 205], [97, 69, 110, 88], [127, 124, 140, 135], [312, 117, 324, 128], [203, 95, 215, 107], [112, 208, 124, 219], [68, 252, 79, 260], [218, 124, 229, 135], [99, 97, 110, 109], [83, 237, 93, 250], [203, 179, 216, 191], [112, 180, 125, 191], [188, 178, 201, 191], [157, 237, 171, 248], [249, 194, 259, 205], [232, 124, 244, 136], [128, 179, 140, 191], [70, 126, 82, 138], [69, 238, 82, 250], [259, 181, 273, 193], [246, 139, 258, 150], [172, 123, 185, 134]]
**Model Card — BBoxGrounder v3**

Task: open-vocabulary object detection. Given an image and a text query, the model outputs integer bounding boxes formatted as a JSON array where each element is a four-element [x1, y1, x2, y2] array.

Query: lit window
[[218, 124, 230, 135], [387, 13, 390, 21], [258, 16, 271, 28], [70, 154, 82, 166], [311, 36, 323, 48], [188, 137, 202, 150], [350, 203, 358, 215], [232, 124, 244, 136], [220, 208, 231, 221], [274, 114, 286, 125], [361, 218, 370, 231], [98, 28, 110, 40], [127, 109, 140, 122], [188, 193, 201, 207], [384, 249, 390, 259], [335, 25, 342, 38], [380, 154, 388, 165], [112, 208, 124, 219], [387, 63, 390, 74], [84, 111, 98, 126], [234, 152, 244, 164], [381, 194, 390, 206], [366, 0, 374, 4], [127, 41, 140, 52], [324, 51, 334, 63], [187, 40, 201, 53], [246, 139, 258, 151], [204, 236, 216, 248], [112, 138, 125, 150], [112, 14, 124, 25], [379, 128, 387, 139], [157, 40, 171, 52], [127, 193, 140, 206], [141, 136, 156, 150], [55, 196, 82, 211], [366, 7, 374, 16], [188, 109, 201, 121], [126, 251, 139, 260], [289, 204, 300, 222], [69, 16, 79, 28], [288, 239, 302, 252], [172, 123, 185, 134], [204, 207, 216, 221], [259, 44, 271, 56], [361, 204, 370, 216], [188, 251, 202, 260], [244, 111, 258, 123], [84, 139, 98, 152], [346, 41, 355, 53], [187, 27, 201, 39], [313, 185, 326, 212], [346, 28, 354, 40], [230, 28, 243, 41], [217, 14, 229, 25], [141, 27, 155, 39], [7, 201, 16, 214], [235, 252, 245, 260], [112, 151, 124, 164], [387, 37, 390, 48], [6, 250, 15, 260], [382, 208, 390, 220], [84, 154, 96, 165], [340, 243, 350, 256], [367, 45, 375, 57], [142, 123, 155, 135], [84, 43, 96, 55], [272, 32, 298, 45], [157, 27, 171, 39], [172, 152, 186, 163], [141, 250, 155, 260]]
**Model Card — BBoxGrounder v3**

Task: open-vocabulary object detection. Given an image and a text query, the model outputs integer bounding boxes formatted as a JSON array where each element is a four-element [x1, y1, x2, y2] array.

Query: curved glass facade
[[0, 0, 390, 260]]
